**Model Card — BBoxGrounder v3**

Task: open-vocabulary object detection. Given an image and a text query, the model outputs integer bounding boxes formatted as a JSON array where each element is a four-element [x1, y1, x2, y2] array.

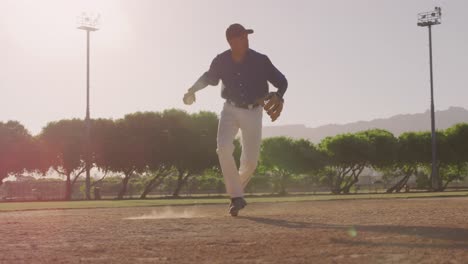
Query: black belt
[[226, 99, 260, 110]]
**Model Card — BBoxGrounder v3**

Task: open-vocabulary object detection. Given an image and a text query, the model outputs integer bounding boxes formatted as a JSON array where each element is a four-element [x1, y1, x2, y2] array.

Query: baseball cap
[[226, 23, 254, 40]]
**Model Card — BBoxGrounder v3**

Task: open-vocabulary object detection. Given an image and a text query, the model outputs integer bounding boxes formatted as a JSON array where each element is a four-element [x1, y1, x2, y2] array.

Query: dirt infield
[[1, 197, 468, 264]]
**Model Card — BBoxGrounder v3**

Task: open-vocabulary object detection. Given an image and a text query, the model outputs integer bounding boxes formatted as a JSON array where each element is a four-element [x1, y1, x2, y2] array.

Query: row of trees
[[260, 126, 468, 194], [1, 109, 218, 200], [1, 109, 468, 200]]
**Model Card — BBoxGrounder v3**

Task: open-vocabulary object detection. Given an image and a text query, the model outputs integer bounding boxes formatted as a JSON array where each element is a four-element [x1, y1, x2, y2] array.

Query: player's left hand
[[258, 92, 284, 122]]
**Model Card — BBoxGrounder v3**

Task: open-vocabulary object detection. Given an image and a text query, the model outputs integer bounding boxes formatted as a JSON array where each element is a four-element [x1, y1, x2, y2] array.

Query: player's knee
[[242, 160, 258, 174], [216, 143, 234, 157]]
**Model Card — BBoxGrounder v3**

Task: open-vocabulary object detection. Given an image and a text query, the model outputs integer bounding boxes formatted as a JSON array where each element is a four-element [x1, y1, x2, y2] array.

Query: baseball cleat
[[229, 197, 247, 217]]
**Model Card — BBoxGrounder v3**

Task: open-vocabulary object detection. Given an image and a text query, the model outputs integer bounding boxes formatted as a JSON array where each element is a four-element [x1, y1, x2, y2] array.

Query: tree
[[381, 132, 431, 193], [444, 123, 468, 162], [188, 168, 225, 194], [38, 119, 86, 200], [290, 138, 327, 192], [319, 132, 373, 194], [260, 137, 294, 195], [437, 164, 468, 190], [361, 129, 398, 170], [89, 118, 118, 196], [320, 129, 397, 194], [260, 137, 322, 195], [395, 130, 457, 192], [139, 111, 177, 199], [0, 121, 37, 186], [91, 113, 173, 200], [439, 123, 468, 190], [294, 138, 327, 173], [163, 110, 219, 197], [111, 112, 164, 199], [414, 131, 447, 191]]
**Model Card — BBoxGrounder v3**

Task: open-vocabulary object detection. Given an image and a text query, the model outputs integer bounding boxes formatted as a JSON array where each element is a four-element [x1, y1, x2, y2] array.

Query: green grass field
[[1, 191, 468, 212]]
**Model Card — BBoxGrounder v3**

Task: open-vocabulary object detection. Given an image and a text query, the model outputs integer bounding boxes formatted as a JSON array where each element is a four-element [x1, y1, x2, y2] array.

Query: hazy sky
[[1, 0, 466, 135]]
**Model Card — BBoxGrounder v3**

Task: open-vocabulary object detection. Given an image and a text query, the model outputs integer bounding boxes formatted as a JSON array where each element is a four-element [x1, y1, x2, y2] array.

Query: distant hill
[[263, 107, 468, 143]]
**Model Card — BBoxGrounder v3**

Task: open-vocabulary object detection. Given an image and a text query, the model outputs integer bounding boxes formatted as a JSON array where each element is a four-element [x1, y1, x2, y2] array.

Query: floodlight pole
[[77, 14, 99, 200], [86, 29, 90, 124], [85, 29, 91, 200], [418, 7, 441, 191], [428, 25, 439, 191]]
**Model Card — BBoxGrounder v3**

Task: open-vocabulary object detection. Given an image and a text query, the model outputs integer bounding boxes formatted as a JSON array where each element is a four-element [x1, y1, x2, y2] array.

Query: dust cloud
[[124, 206, 204, 220]]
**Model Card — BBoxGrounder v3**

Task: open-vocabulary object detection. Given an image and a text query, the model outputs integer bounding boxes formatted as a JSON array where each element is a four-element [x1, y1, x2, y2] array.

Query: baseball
[[183, 93, 195, 105]]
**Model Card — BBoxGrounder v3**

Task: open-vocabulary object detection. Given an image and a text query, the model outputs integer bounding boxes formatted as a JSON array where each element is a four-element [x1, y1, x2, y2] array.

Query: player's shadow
[[239, 216, 312, 229], [239, 216, 468, 249]]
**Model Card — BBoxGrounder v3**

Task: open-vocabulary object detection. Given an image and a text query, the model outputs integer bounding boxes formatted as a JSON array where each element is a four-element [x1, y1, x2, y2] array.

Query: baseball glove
[[257, 92, 284, 122]]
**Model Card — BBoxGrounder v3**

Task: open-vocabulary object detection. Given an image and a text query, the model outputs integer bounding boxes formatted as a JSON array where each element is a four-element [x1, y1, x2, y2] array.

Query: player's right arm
[[183, 55, 221, 105], [188, 55, 221, 93]]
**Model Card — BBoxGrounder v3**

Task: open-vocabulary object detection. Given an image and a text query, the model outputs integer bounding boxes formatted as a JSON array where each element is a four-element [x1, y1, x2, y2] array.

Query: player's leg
[[239, 106, 263, 189], [216, 103, 243, 198]]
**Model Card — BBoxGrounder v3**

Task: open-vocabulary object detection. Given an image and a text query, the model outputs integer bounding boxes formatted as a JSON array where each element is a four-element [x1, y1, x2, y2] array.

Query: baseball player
[[183, 23, 288, 216]]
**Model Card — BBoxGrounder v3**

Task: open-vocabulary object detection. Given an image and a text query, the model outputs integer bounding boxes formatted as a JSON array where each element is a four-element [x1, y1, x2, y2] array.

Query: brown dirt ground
[[1, 197, 468, 264]]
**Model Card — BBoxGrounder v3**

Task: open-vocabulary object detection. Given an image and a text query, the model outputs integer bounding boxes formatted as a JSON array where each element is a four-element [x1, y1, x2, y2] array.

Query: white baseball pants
[[217, 102, 263, 198]]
